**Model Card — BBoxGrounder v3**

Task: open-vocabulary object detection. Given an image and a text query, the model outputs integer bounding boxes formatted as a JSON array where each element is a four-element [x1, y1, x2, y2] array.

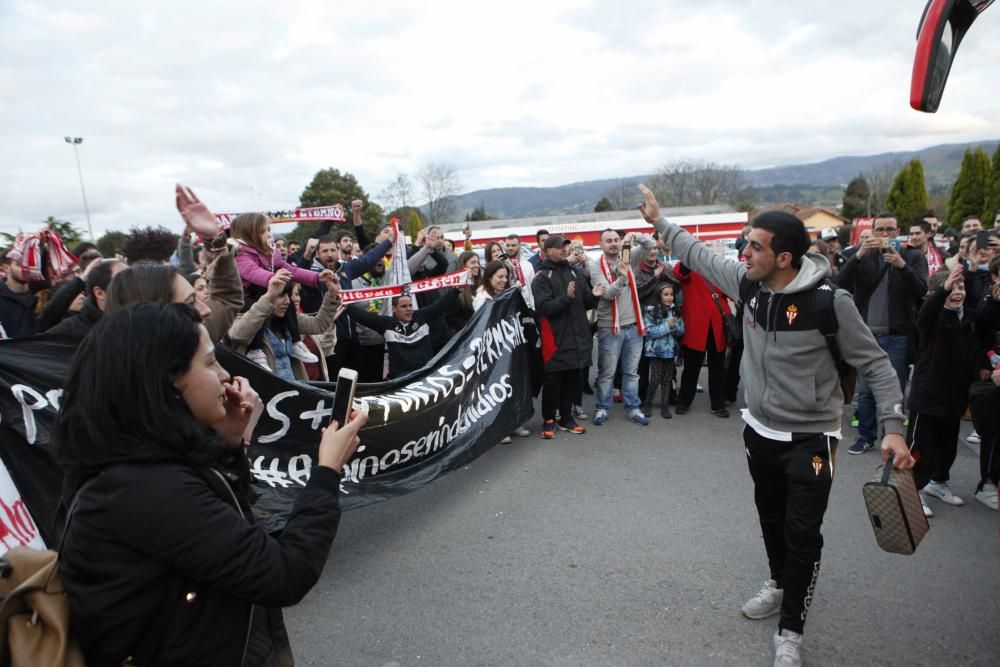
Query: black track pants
[[744, 426, 836, 635]]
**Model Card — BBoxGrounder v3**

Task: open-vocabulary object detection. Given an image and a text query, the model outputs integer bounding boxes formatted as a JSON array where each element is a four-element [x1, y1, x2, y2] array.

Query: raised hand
[[566, 280, 576, 298], [266, 269, 292, 300], [638, 184, 660, 225], [944, 263, 965, 292], [175, 184, 221, 239]]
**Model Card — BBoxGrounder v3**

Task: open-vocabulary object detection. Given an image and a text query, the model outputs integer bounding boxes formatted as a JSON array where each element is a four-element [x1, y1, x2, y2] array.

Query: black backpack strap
[[813, 279, 846, 370]]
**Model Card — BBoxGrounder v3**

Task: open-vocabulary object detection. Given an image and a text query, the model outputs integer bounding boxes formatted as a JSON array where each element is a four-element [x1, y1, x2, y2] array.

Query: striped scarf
[[599, 254, 647, 336]]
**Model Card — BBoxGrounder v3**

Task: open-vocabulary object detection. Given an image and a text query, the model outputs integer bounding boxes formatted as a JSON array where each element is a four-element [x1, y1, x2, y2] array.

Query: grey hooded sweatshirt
[[655, 218, 905, 437]]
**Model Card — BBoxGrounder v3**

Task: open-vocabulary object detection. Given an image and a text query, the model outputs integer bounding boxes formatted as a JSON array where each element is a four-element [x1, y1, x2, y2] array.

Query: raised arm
[[639, 185, 745, 299]]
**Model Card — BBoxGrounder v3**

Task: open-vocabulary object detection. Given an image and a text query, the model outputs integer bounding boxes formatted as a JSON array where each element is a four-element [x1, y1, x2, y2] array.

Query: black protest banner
[[0, 289, 536, 543]]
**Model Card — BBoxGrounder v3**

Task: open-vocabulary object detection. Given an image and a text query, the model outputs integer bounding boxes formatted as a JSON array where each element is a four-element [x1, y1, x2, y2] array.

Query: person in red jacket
[[673, 260, 732, 417]]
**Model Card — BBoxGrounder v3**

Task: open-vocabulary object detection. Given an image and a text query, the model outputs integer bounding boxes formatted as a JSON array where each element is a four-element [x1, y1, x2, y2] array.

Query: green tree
[[594, 197, 613, 212], [885, 159, 929, 226], [96, 230, 128, 257], [841, 175, 871, 220], [947, 147, 991, 227], [464, 201, 491, 221], [292, 167, 383, 242], [983, 144, 1000, 224], [407, 211, 423, 240], [43, 216, 86, 249]]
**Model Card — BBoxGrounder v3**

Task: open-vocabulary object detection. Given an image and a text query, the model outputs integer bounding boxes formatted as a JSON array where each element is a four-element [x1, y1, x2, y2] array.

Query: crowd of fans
[[1, 185, 998, 663]]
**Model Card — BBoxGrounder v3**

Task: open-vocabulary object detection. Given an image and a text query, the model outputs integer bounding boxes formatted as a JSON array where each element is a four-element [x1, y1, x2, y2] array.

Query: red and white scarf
[[599, 254, 646, 336], [339, 269, 471, 304], [509, 257, 525, 287]]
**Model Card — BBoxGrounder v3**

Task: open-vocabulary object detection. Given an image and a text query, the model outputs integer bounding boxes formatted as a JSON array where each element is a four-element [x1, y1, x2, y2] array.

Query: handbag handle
[[880, 452, 895, 484]]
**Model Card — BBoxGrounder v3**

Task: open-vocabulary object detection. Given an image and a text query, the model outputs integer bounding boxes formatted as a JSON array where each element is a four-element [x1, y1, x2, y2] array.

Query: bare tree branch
[[418, 162, 462, 225]]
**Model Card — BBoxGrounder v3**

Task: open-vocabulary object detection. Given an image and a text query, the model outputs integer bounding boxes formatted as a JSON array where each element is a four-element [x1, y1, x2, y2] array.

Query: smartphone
[[976, 230, 997, 250], [329, 368, 358, 428]]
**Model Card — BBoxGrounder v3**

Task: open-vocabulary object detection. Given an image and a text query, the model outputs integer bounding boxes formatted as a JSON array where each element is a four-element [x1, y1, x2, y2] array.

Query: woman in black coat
[[56, 302, 366, 666]]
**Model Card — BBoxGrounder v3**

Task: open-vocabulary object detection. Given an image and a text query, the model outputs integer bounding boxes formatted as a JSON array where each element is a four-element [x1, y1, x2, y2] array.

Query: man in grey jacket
[[638, 185, 913, 667]]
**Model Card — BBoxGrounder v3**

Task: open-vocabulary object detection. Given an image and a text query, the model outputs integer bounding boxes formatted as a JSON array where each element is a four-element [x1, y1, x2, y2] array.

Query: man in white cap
[[820, 228, 845, 271]]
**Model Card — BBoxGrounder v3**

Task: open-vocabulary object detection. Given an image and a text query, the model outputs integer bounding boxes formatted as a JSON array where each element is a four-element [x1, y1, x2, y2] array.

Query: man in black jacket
[[47, 259, 126, 340], [346, 288, 459, 379], [0, 249, 37, 339], [836, 213, 927, 454], [532, 235, 606, 439]]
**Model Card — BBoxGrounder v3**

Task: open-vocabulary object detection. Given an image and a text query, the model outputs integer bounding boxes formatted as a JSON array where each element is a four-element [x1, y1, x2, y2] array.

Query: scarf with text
[[338, 269, 470, 304]]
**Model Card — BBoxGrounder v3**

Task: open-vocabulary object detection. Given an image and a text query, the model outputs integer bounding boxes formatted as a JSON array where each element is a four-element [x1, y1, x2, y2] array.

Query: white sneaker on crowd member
[[923, 481, 964, 506], [772, 629, 803, 667], [290, 340, 319, 363], [247, 349, 269, 369], [572, 405, 588, 421], [741, 579, 783, 619], [919, 492, 934, 517], [974, 483, 999, 510], [966, 430, 981, 444], [500, 435, 513, 444], [512, 427, 530, 437]]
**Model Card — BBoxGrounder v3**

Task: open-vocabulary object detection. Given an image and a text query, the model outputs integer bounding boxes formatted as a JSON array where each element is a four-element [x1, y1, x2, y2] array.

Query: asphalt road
[[285, 374, 1000, 666]]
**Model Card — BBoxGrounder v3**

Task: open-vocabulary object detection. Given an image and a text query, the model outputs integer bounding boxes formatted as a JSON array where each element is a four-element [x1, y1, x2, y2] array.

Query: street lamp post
[[64, 136, 93, 240]]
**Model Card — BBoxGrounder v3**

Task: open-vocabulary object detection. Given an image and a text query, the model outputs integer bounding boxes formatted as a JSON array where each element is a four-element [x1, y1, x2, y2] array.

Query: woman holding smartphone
[[57, 302, 365, 666]]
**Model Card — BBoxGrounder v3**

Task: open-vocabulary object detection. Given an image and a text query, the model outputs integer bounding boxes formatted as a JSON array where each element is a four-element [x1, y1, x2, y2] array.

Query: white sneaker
[[742, 579, 783, 619], [500, 435, 513, 444], [512, 427, 531, 437], [974, 483, 999, 510], [966, 430, 981, 444], [924, 481, 964, 506], [773, 629, 803, 666], [246, 349, 270, 369], [572, 405, 589, 420], [290, 340, 319, 363], [919, 492, 934, 517]]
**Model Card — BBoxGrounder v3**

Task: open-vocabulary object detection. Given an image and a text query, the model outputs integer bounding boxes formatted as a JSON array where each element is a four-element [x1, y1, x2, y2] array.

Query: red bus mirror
[[911, 0, 993, 112]]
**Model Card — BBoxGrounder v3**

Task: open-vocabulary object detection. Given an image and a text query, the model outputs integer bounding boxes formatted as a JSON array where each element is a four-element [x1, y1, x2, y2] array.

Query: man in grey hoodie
[[638, 185, 913, 667]]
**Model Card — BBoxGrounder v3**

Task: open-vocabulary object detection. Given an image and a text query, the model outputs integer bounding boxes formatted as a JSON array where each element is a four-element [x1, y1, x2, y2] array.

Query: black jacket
[[347, 288, 459, 378], [61, 461, 343, 666], [0, 282, 37, 339], [835, 246, 927, 341], [961, 267, 994, 318], [531, 259, 597, 372], [38, 276, 85, 332], [908, 288, 978, 417], [45, 298, 102, 340]]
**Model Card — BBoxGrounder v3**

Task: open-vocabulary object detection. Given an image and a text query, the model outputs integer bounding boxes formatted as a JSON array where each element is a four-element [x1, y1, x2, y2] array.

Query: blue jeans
[[857, 334, 909, 443], [596, 325, 643, 412]]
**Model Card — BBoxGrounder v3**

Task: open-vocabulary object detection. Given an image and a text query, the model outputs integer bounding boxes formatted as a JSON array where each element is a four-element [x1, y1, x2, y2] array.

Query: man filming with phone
[[835, 212, 927, 455]]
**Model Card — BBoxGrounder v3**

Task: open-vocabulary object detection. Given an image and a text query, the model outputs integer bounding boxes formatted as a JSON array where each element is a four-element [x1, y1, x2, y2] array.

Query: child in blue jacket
[[643, 282, 685, 418]]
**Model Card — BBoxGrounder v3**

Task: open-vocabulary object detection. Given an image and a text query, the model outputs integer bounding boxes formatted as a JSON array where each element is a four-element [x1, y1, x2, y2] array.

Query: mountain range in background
[[447, 139, 1000, 219]]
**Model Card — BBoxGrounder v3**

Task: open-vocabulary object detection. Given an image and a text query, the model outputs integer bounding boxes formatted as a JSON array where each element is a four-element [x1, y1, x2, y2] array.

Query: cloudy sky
[[2, 0, 999, 238]]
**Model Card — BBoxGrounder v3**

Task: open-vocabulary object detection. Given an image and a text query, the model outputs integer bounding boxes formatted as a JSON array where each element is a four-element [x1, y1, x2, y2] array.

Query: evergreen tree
[[948, 148, 991, 227], [594, 197, 613, 212], [96, 230, 127, 257], [983, 144, 1000, 224], [841, 175, 870, 220], [407, 211, 423, 240], [289, 167, 382, 242], [885, 160, 929, 225]]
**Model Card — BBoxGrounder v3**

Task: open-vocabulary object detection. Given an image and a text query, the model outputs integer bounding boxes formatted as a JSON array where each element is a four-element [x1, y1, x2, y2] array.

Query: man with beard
[[0, 249, 37, 339], [300, 232, 393, 377], [589, 229, 650, 426], [532, 235, 606, 438], [639, 184, 913, 667]]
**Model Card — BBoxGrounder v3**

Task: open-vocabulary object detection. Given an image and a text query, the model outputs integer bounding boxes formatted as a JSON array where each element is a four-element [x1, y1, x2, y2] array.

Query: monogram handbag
[[862, 455, 929, 555]]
